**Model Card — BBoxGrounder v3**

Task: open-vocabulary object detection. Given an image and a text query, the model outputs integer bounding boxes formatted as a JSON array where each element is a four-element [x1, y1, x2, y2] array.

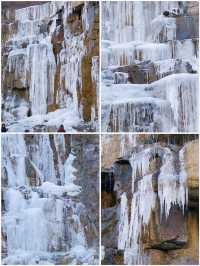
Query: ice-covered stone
[[101, 1, 198, 132]]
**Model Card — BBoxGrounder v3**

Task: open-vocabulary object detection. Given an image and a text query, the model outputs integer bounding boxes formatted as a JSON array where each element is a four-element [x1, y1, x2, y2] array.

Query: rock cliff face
[[2, 1, 99, 132], [101, 1, 199, 132], [1, 134, 99, 265], [101, 134, 199, 265]]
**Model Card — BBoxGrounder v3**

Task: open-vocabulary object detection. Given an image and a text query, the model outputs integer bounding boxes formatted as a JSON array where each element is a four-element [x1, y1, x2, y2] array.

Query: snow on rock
[[68, 245, 97, 265], [40, 181, 81, 197], [7, 107, 80, 133]]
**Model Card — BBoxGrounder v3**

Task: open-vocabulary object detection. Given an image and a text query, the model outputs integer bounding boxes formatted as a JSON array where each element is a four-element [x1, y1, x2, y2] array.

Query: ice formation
[[118, 192, 129, 250], [1, 134, 98, 265], [158, 146, 188, 219], [117, 141, 189, 264], [2, 2, 99, 132], [125, 174, 156, 265], [120, 134, 137, 157], [101, 1, 198, 132]]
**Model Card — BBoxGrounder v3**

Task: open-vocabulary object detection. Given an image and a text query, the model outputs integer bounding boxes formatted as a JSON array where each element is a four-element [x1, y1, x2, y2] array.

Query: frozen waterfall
[[2, 1, 99, 132], [101, 1, 198, 132], [117, 141, 189, 264], [1, 134, 98, 265]]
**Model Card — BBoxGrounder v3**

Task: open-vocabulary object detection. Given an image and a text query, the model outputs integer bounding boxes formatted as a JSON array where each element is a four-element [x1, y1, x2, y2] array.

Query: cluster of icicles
[[118, 143, 188, 264], [1, 134, 95, 265]]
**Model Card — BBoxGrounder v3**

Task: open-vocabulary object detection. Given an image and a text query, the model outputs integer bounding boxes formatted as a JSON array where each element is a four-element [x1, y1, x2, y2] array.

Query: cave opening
[[72, 4, 84, 19], [114, 159, 134, 199], [101, 170, 117, 208], [101, 170, 115, 193]]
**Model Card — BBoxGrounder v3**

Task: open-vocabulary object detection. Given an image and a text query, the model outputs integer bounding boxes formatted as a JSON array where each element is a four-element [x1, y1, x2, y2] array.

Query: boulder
[[114, 61, 157, 84], [185, 2, 199, 16], [176, 16, 199, 40]]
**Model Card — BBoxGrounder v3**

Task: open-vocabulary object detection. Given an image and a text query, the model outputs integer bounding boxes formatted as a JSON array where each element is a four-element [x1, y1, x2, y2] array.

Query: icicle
[[31, 135, 56, 183], [124, 174, 156, 265], [27, 43, 56, 115], [118, 192, 129, 250], [1, 134, 27, 186], [158, 146, 188, 220]]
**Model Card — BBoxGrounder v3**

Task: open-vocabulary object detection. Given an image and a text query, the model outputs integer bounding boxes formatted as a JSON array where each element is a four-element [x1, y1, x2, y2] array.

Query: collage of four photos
[[1, 0, 199, 265]]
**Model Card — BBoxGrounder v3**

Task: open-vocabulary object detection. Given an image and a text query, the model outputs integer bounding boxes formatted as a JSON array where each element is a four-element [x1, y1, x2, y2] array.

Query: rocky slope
[[1, 134, 99, 265], [2, 1, 99, 132], [101, 134, 199, 265], [101, 1, 199, 132]]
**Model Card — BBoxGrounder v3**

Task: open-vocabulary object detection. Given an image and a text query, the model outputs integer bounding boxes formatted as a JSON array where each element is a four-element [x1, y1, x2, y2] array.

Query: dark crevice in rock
[[149, 237, 187, 251], [49, 135, 61, 185], [102, 170, 117, 208]]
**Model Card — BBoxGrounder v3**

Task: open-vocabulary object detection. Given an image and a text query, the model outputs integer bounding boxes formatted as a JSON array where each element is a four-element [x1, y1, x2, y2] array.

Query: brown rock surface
[[114, 62, 157, 84], [102, 191, 116, 209], [185, 2, 199, 16], [101, 135, 121, 169], [81, 2, 99, 122], [71, 134, 99, 245], [67, 11, 83, 35], [184, 140, 199, 189]]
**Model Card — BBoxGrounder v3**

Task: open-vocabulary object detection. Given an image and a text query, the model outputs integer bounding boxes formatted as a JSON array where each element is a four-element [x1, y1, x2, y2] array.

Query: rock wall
[[184, 140, 199, 207], [1, 134, 99, 265], [1, 1, 99, 132], [101, 134, 199, 265]]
